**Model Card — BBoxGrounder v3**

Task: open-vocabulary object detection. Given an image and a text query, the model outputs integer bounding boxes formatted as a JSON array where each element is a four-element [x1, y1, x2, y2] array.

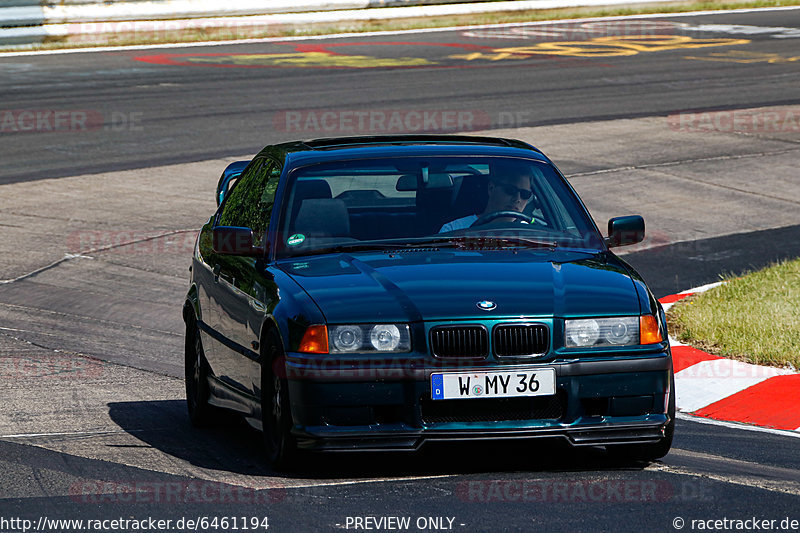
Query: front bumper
[[285, 350, 672, 452]]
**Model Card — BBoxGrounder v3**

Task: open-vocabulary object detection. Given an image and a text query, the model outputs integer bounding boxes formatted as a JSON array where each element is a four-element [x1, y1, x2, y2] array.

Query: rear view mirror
[[395, 172, 453, 191], [216, 161, 249, 206], [212, 226, 264, 256], [395, 174, 417, 191], [606, 215, 645, 247]]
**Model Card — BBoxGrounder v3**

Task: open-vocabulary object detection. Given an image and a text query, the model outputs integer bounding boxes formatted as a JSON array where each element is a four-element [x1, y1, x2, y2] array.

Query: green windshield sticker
[[287, 234, 306, 246]]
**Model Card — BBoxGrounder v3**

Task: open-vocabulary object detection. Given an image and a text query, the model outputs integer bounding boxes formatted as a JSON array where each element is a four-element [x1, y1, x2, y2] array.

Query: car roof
[[261, 135, 551, 167]]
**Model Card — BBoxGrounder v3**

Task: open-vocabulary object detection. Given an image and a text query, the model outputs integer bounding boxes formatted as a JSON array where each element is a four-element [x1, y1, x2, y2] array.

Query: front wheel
[[261, 330, 299, 471], [185, 316, 218, 427]]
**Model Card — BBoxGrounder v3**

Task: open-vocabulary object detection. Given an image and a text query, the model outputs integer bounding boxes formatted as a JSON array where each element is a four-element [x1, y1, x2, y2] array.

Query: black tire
[[261, 329, 299, 471], [185, 314, 218, 427], [607, 373, 675, 462]]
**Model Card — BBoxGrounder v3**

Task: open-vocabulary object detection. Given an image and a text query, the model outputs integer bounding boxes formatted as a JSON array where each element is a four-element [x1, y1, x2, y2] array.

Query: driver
[[438, 167, 534, 233]]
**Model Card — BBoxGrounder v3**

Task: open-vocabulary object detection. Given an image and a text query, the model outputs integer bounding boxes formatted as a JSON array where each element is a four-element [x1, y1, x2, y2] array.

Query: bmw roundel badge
[[477, 300, 497, 311]]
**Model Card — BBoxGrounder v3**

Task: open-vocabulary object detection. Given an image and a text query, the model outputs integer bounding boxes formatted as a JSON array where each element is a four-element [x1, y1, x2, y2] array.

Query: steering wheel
[[471, 210, 532, 227]]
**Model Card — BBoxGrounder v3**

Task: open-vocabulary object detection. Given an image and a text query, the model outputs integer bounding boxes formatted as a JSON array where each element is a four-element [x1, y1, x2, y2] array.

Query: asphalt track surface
[[1, 7, 800, 533]]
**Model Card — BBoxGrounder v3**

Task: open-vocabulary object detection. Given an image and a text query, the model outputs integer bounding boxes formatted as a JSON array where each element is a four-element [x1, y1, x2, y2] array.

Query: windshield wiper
[[462, 237, 558, 250], [285, 236, 556, 257], [468, 236, 558, 250], [400, 235, 557, 250], [291, 242, 405, 256], [285, 239, 457, 256]]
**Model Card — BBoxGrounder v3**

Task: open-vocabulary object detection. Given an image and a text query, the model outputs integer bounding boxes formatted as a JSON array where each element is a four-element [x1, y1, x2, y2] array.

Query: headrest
[[294, 199, 350, 238], [294, 179, 332, 200]]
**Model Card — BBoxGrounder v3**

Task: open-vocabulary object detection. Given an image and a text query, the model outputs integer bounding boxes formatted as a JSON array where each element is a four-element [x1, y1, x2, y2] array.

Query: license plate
[[430, 368, 556, 400]]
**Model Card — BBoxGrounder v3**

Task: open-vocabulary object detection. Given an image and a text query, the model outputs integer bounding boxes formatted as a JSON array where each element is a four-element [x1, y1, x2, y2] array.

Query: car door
[[210, 158, 281, 398]]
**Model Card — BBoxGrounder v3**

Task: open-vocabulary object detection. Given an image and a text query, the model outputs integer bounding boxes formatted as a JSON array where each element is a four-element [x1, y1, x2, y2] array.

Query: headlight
[[565, 317, 639, 347], [370, 324, 402, 351], [331, 325, 362, 352], [328, 324, 410, 353], [566, 319, 600, 347]]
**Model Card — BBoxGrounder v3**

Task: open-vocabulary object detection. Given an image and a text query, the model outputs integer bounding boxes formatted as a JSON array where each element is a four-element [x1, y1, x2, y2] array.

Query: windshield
[[276, 156, 603, 257]]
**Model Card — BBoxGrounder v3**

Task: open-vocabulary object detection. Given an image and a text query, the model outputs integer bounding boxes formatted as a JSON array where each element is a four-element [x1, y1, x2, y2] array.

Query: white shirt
[[438, 214, 478, 233]]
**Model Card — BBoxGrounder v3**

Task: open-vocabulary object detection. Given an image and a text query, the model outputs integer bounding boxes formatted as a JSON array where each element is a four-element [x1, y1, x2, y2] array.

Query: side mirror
[[212, 226, 264, 256], [606, 215, 645, 247], [216, 161, 249, 207]]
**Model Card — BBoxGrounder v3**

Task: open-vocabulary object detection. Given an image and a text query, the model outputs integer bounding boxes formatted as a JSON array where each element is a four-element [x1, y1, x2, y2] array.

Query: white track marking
[[669, 448, 800, 476], [652, 463, 800, 497], [0, 228, 197, 284], [0, 428, 172, 439], [275, 474, 456, 490], [677, 412, 800, 437], [678, 281, 725, 294], [668, 335, 687, 346], [654, 448, 800, 496]]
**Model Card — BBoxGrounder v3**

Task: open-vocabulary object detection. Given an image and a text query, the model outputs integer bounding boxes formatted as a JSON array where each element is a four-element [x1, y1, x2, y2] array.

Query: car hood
[[278, 250, 641, 323]]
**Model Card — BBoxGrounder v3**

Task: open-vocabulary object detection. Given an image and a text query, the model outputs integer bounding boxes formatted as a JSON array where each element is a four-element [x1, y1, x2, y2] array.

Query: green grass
[[667, 258, 800, 369], [3, 0, 799, 53]]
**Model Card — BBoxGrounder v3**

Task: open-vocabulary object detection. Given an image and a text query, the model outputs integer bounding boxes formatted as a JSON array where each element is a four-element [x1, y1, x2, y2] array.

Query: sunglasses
[[497, 183, 533, 200]]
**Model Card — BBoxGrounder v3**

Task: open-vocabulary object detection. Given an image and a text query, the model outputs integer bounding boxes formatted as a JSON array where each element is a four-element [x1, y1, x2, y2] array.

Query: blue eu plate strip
[[431, 374, 444, 400]]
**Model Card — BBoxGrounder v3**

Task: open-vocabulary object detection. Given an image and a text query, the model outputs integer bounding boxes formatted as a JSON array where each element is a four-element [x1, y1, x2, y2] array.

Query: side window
[[218, 159, 281, 236]]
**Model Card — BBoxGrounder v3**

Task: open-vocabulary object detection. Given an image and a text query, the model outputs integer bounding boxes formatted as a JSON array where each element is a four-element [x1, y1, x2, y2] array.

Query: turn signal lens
[[639, 315, 663, 344], [298, 325, 329, 354]]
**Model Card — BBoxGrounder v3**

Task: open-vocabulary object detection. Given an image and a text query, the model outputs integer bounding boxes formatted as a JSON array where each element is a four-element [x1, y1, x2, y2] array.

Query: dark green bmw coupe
[[183, 135, 674, 469]]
